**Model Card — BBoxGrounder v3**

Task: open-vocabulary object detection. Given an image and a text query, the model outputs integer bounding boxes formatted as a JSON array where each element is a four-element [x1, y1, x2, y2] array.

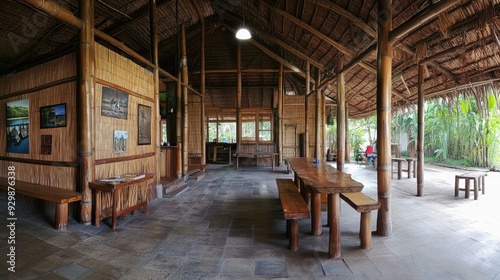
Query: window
[[241, 112, 273, 143], [206, 113, 237, 143]]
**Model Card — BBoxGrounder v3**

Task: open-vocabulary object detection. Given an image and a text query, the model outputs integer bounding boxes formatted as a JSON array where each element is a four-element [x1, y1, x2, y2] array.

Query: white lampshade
[[235, 28, 251, 40]]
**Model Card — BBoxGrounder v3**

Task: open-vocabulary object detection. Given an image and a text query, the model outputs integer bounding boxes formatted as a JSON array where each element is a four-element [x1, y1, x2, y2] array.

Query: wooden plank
[[0, 178, 83, 204], [340, 192, 380, 213], [280, 193, 310, 220], [276, 179, 299, 194]]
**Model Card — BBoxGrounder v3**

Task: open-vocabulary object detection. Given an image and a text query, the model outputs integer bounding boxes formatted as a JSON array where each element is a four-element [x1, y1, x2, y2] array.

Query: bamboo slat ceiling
[[1, 0, 499, 117]]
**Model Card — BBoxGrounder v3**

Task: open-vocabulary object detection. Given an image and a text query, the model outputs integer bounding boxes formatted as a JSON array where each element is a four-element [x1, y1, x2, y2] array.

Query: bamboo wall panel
[[94, 43, 157, 200], [307, 93, 317, 158], [0, 54, 76, 96], [188, 96, 202, 154], [283, 95, 306, 159]]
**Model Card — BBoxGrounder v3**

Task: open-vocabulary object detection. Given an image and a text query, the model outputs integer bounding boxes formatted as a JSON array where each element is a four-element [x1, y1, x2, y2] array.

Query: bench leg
[[465, 179, 470, 199], [360, 212, 372, 249], [54, 203, 69, 230], [288, 219, 299, 251], [474, 179, 478, 200], [454, 176, 459, 197], [482, 176, 485, 194], [397, 162, 402, 180]]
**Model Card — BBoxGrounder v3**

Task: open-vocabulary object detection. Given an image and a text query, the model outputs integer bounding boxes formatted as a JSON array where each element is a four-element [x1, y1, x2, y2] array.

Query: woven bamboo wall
[[94, 43, 157, 201], [0, 54, 78, 215], [188, 95, 202, 154], [283, 95, 305, 158]]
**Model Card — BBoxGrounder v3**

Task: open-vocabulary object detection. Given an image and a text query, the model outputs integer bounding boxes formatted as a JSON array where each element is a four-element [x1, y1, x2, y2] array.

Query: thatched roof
[[1, 0, 499, 117]]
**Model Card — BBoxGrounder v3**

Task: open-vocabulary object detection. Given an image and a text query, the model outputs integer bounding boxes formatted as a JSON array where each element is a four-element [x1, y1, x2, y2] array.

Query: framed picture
[[101, 86, 129, 120], [113, 130, 128, 153], [6, 99, 29, 154], [41, 135, 52, 155], [138, 104, 152, 145], [40, 103, 66, 128]]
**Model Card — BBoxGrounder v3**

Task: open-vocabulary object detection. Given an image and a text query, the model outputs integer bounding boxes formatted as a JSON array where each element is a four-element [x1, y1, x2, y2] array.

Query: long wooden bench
[[0, 177, 83, 230], [340, 192, 380, 249], [276, 178, 310, 251]]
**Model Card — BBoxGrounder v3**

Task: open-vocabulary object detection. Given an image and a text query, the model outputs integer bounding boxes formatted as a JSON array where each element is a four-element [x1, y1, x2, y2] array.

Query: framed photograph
[[138, 104, 151, 145], [40, 103, 66, 128], [41, 135, 52, 155], [113, 130, 128, 153], [6, 99, 29, 154], [101, 86, 129, 120]]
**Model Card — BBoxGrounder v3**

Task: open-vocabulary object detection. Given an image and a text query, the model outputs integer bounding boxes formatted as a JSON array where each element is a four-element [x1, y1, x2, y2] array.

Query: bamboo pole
[[336, 56, 345, 171], [22, 0, 83, 29], [315, 67, 322, 160], [278, 64, 283, 165], [417, 65, 425, 196], [78, 0, 94, 224], [181, 25, 188, 176], [345, 106, 350, 162], [176, 75, 182, 178], [198, 5, 206, 168], [237, 43, 242, 154], [150, 0, 160, 187], [376, 0, 393, 237], [304, 59, 310, 158]]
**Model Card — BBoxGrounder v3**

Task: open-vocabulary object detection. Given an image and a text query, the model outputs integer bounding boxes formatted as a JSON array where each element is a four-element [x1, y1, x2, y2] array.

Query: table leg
[[228, 146, 231, 165], [473, 179, 478, 200], [112, 190, 118, 229], [482, 175, 485, 194], [454, 176, 459, 197], [95, 190, 101, 227], [311, 193, 322, 236], [328, 193, 341, 258], [413, 160, 417, 178], [397, 161, 402, 180], [406, 160, 411, 178]]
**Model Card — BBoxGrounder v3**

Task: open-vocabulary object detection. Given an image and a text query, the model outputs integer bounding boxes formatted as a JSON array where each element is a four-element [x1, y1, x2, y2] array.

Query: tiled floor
[[1, 161, 499, 279]]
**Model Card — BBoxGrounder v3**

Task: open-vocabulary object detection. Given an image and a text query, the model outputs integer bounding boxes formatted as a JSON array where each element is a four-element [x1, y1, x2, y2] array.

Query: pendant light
[[235, 0, 251, 40]]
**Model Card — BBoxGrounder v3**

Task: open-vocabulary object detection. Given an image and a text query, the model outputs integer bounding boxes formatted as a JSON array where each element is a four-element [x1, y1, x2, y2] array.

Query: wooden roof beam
[[308, 0, 376, 38]]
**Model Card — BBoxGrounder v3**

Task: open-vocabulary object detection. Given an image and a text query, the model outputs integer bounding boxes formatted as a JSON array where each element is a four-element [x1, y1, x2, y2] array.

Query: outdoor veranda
[[1, 162, 499, 279]]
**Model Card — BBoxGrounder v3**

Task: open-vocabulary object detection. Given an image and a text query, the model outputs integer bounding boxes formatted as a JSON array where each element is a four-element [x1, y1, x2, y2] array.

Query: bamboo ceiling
[[1, 0, 499, 118]]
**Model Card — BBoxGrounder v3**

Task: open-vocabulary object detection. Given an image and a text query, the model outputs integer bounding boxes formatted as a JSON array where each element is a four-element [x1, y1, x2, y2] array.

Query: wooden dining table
[[288, 157, 364, 258]]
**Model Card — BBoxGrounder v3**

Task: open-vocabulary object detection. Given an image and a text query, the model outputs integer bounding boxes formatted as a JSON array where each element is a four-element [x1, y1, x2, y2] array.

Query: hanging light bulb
[[236, 28, 251, 40]]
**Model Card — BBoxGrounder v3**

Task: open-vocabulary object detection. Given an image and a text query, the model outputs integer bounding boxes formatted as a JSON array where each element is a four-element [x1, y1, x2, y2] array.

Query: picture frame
[[137, 104, 152, 145], [40, 103, 66, 129], [6, 99, 30, 154], [101, 86, 129, 120], [113, 130, 128, 153]]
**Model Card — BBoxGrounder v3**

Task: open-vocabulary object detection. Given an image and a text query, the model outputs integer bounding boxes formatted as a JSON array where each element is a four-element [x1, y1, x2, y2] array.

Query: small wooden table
[[90, 173, 153, 229], [235, 152, 278, 170], [404, 158, 417, 178], [455, 172, 487, 200], [288, 157, 364, 258]]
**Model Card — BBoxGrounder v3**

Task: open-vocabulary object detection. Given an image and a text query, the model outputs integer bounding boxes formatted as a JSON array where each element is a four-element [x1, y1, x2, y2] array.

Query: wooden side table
[[90, 173, 153, 229]]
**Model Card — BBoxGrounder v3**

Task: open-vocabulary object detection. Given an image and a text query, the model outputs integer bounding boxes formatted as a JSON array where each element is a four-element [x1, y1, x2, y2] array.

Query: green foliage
[[6, 106, 29, 118]]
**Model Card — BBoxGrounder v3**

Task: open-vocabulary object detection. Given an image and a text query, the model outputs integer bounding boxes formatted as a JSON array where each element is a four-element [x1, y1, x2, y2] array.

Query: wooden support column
[[237, 43, 242, 152], [304, 59, 310, 158], [337, 57, 345, 171], [176, 65, 182, 178], [181, 25, 188, 176], [78, 0, 94, 224], [278, 64, 283, 165], [149, 0, 160, 186], [345, 106, 350, 162], [315, 67, 322, 160], [200, 16, 206, 168], [417, 65, 425, 196], [376, 0, 393, 237]]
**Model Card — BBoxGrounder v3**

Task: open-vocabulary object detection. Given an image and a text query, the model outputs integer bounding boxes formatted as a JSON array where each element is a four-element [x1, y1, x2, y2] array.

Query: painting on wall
[[113, 130, 128, 153], [40, 103, 66, 128], [6, 99, 29, 154], [138, 104, 151, 145], [101, 86, 129, 120], [41, 135, 52, 155]]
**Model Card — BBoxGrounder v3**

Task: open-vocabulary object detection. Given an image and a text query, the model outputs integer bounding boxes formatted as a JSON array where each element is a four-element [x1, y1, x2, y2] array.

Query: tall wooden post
[[237, 43, 242, 152], [315, 67, 322, 160], [200, 12, 206, 168], [149, 0, 160, 186], [278, 64, 283, 165], [376, 0, 393, 236], [176, 71, 182, 178], [181, 25, 188, 176], [78, 0, 94, 224], [337, 57, 345, 171], [304, 59, 310, 158], [417, 65, 425, 196], [345, 106, 350, 162]]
